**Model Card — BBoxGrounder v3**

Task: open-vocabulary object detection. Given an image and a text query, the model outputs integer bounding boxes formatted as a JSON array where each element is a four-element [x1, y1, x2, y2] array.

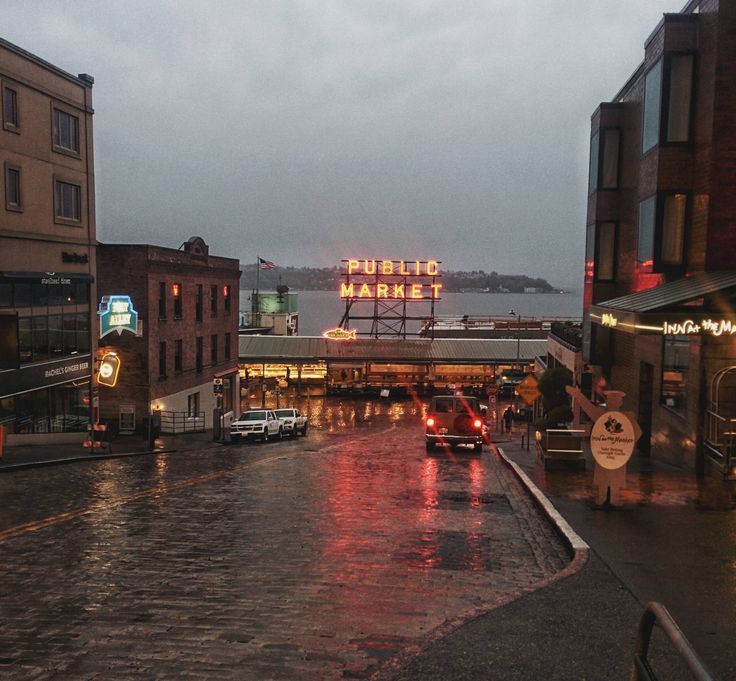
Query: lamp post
[[509, 309, 521, 369]]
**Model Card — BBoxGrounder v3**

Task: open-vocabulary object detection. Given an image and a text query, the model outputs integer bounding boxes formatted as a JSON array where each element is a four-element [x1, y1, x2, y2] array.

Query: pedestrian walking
[[503, 406, 514, 433]]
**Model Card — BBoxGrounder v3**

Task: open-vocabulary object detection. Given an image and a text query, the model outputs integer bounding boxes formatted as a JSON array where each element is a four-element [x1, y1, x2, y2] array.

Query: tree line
[[240, 264, 554, 293]]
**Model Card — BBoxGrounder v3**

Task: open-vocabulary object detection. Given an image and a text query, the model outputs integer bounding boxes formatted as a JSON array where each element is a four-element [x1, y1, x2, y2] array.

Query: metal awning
[[239, 335, 547, 364], [590, 271, 736, 335]]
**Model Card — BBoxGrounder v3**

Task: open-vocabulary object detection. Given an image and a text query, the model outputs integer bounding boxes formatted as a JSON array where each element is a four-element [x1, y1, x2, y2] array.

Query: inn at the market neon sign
[[595, 312, 736, 337], [340, 259, 442, 300]]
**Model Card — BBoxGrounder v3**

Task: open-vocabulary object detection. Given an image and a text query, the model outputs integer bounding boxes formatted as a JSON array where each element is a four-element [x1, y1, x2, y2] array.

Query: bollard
[[0, 424, 5, 459]]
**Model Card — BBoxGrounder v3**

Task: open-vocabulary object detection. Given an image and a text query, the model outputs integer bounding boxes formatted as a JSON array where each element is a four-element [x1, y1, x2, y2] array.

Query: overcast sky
[[4, 0, 676, 287]]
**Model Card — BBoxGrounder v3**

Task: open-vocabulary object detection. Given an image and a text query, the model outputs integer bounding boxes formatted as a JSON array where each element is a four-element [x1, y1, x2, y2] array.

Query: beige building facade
[[0, 37, 97, 444]]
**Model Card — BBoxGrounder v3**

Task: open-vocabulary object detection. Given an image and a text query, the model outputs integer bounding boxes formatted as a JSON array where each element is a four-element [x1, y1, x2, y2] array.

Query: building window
[[54, 180, 81, 223], [158, 341, 167, 378], [174, 339, 183, 373], [223, 285, 231, 314], [196, 336, 203, 373], [589, 128, 621, 194], [52, 108, 79, 154], [660, 193, 687, 266], [3, 86, 18, 131], [210, 284, 217, 317], [187, 392, 200, 416], [638, 193, 688, 269], [661, 335, 689, 416], [211, 334, 218, 364], [642, 60, 663, 153], [637, 196, 656, 265], [224, 332, 231, 360], [196, 284, 203, 322], [665, 55, 694, 143], [173, 283, 182, 318], [595, 222, 617, 281], [158, 282, 166, 319], [642, 55, 694, 153], [5, 165, 21, 211]]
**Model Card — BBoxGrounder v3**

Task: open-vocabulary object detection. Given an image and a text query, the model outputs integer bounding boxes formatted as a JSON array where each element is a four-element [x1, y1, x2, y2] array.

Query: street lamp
[[509, 309, 521, 369]]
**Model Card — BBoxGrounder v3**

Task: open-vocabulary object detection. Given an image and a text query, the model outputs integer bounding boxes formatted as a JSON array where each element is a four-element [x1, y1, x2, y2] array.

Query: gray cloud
[[3, 0, 675, 286]]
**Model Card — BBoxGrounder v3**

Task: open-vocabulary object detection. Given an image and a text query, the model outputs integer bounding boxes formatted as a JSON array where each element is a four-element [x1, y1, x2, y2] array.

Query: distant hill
[[241, 264, 556, 293]]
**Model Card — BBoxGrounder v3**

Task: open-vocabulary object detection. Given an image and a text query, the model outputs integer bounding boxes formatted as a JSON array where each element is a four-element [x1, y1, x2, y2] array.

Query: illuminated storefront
[[239, 335, 543, 398]]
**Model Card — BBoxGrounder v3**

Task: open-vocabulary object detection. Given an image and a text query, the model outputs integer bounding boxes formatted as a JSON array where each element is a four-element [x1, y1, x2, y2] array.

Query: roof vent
[[77, 73, 95, 85]]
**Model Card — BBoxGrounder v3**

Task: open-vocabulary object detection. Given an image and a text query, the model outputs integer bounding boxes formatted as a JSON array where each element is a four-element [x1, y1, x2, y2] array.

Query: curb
[[371, 444, 591, 681], [495, 445, 589, 558], [0, 447, 177, 472]]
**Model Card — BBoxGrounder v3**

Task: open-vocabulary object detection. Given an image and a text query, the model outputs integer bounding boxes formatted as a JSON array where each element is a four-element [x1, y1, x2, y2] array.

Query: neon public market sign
[[339, 259, 442, 301]]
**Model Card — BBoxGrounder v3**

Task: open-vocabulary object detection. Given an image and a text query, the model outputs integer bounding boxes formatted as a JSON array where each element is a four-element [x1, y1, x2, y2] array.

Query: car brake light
[[473, 419, 483, 428], [426, 417, 435, 427]]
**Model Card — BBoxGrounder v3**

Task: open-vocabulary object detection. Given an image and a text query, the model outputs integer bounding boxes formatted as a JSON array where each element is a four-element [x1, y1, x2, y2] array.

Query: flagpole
[[255, 255, 260, 327]]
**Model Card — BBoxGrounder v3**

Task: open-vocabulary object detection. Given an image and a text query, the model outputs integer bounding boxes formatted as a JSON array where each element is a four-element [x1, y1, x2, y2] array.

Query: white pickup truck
[[230, 409, 283, 442], [275, 408, 308, 437]]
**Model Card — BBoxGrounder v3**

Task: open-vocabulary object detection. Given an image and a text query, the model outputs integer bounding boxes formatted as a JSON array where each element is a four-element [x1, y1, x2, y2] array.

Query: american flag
[[259, 257, 276, 270]]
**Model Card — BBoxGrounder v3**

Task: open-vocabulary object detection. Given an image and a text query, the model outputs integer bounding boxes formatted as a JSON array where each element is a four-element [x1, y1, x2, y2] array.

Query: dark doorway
[[638, 361, 654, 455]]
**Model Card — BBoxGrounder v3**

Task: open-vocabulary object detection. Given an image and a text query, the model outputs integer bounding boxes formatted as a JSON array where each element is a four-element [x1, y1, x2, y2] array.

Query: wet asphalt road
[[0, 400, 569, 680]]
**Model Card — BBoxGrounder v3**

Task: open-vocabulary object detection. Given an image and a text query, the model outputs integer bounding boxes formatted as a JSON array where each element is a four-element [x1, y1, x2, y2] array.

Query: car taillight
[[426, 417, 435, 427], [473, 419, 483, 428]]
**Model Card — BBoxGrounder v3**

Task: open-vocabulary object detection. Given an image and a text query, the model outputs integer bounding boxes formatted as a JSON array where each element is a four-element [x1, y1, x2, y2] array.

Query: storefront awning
[[589, 271, 736, 335], [239, 335, 547, 364]]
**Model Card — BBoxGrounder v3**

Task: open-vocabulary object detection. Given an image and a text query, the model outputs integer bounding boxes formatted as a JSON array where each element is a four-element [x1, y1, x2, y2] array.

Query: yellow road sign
[[516, 374, 540, 405]]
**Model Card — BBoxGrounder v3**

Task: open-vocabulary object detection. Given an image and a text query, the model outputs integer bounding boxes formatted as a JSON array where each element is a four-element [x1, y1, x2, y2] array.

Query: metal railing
[[159, 411, 205, 435], [704, 409, 736, 479], [631, 602, 716, 681]]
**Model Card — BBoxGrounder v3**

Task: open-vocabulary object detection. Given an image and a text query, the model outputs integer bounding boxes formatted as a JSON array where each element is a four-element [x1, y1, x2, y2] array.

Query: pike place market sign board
[[590, 410, 636, 470]]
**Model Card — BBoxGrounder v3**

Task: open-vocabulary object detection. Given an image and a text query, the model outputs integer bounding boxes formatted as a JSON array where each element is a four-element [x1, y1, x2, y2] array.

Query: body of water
[[256, 289, 584, 336]]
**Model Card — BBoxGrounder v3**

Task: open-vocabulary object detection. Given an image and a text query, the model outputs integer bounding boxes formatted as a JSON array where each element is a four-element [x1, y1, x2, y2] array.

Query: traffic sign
[[487, 384, 498, 396], [516, 374, 540, 406]]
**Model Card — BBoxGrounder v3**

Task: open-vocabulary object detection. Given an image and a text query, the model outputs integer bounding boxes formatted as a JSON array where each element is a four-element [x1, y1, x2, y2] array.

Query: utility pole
[[509, 309, 521, 368]]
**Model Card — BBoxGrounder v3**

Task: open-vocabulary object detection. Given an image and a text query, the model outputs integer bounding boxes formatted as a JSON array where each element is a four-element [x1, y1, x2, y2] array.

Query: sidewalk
[[0, 429, 224, 471], [384, 431, 735, 681]]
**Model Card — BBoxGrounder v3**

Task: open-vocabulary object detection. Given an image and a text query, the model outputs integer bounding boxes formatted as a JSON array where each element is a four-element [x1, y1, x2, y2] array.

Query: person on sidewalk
[[503, 405, 514, 433]]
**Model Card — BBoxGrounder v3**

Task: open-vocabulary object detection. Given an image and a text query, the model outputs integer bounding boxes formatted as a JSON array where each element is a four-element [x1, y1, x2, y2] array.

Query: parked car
[[230, 409, 283, 442], [274, 408, 308, 437], [424, 395, 487, 452]]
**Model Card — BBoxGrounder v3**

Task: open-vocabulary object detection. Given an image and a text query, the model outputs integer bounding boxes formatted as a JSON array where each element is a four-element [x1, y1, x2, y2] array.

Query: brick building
[[96, 237, 241, 435], [584, 0, 736, 476], [0, 38, 97, 444]]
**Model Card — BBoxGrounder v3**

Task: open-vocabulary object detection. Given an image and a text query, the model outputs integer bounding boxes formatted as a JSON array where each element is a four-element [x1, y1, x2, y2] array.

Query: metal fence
[[159, 411, 205, 435], [632, 601, 716, 681]]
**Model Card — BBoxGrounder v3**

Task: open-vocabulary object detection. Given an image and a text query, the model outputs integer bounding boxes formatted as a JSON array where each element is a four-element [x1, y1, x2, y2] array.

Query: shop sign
[[663, 318, 736, 337], [1, 355, 92, 398], [322, 327, 357, 340], [339, 259, 442, 301], [590, 410, 636, 470], [98, 295, 139, 338]]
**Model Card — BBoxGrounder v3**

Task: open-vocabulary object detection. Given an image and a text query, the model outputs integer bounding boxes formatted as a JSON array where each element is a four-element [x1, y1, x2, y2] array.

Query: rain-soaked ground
[[0, 397, 570, 680]]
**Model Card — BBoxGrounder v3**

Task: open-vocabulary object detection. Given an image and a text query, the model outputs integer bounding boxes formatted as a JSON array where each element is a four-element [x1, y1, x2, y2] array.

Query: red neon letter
[[381, 260, 393, 275], [359, 283, 372, 297], [364, 260, 376, 275], [430, 283, 442, 298], [427, 261, 438, 276], [340, 283, 354, 298], [411, 284, 423, 299], [393, 283, 405, 298], [399, 261, 410, 276], [347, 259, 359, 274], [376, 283, 389, 298]]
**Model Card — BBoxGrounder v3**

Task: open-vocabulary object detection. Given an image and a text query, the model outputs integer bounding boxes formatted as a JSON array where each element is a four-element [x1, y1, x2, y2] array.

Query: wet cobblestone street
[[0, 401, 569, 680]]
